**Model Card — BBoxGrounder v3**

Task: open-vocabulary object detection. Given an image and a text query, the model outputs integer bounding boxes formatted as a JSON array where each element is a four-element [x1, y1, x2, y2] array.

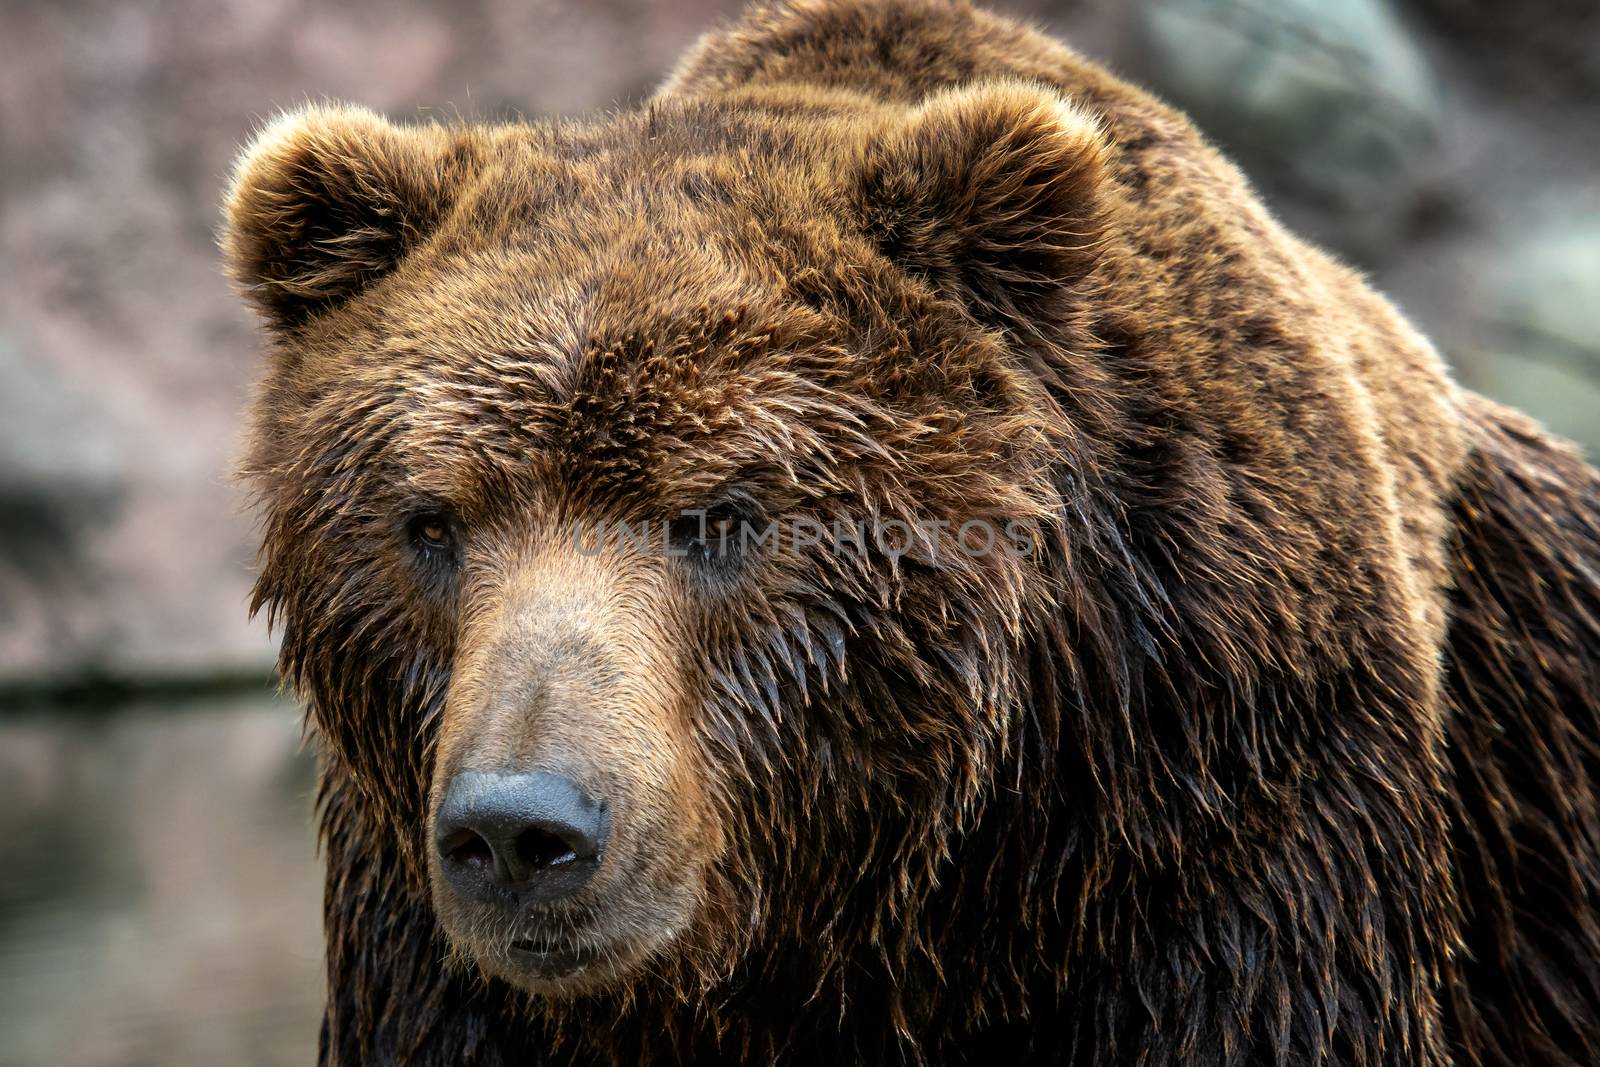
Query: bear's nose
[[434, 770, 608, 902]]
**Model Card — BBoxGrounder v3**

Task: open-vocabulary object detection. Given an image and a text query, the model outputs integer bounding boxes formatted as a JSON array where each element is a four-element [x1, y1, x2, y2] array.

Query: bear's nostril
[[516, 826, 579, 869], [442, 827, 494, 870]]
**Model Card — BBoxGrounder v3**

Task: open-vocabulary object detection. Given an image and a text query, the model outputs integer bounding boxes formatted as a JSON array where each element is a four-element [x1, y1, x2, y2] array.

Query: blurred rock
[[1406, 0, 1600, 95], [0, 342, 128, 683], [1126, 0, 1441, 259], [1465, 201, 1600, 455]]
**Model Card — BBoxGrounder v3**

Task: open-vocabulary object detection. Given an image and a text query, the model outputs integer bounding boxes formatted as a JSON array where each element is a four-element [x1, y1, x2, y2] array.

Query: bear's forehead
[[298, 255, 863, 517], [279, 110, 963, 512], [341, 112, 848, 386], [439, 106, 840, 247], [341, 234, 823, 430]]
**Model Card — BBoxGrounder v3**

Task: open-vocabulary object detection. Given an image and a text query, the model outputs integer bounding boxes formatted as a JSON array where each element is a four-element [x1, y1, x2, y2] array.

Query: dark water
[[0, 694, 322, 1067]]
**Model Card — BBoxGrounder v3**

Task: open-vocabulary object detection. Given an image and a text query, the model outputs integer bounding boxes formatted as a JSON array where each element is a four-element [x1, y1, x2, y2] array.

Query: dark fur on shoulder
[[222, 1, 1600, 1063]]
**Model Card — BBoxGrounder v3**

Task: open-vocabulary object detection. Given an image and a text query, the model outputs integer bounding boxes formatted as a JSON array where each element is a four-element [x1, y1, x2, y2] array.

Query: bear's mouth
[[507, 937, 601, 979]]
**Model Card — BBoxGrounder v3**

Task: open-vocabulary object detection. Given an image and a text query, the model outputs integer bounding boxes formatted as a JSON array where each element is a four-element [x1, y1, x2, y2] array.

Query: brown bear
[[221, 1, 1600, 1064]]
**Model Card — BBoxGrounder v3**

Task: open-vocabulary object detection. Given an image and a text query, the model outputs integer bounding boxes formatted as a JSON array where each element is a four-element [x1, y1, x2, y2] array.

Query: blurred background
[[0, 0, 1595, 1063]]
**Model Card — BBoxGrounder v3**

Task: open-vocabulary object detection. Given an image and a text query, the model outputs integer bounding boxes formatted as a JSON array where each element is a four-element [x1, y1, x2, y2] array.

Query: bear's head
[[224, 85, 1108, 999]]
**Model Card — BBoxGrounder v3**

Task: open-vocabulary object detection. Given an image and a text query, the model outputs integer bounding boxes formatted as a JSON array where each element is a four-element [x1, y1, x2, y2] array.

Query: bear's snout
[[419, 552, 713, 991], [434, 769, 608, 903]]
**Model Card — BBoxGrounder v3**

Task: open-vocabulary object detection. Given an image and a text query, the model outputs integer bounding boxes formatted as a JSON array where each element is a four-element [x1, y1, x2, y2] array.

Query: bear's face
[[226, 88, 1107, 996]]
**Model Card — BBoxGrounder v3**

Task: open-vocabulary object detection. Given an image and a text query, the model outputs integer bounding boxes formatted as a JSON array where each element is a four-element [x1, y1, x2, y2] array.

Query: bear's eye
[[406, 511, 458, 558], [668, 503, 753, 567]]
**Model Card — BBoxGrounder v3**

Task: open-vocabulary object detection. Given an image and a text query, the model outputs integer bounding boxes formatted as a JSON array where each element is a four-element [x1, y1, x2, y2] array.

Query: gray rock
[[0, 337, 125, 550], [0, 340, 126, 676], [1127, 0, 1441, 256], [1468, 201, 1600, 457], [1405, 0, 1600, 96]]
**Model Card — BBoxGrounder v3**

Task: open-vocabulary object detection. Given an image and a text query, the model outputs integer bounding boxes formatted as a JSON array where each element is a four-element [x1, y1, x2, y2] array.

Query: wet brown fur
[[222, 1, 1600, 1063]]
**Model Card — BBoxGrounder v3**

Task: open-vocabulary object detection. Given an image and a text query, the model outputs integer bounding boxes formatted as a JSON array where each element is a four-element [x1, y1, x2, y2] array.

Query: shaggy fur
[[221, 1, 1600, 1064]]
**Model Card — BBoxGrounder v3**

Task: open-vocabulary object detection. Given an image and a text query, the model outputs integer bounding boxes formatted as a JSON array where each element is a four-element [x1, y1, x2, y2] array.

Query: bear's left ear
[[852, 82, 1110, 332], [222, 104, 478, 333]]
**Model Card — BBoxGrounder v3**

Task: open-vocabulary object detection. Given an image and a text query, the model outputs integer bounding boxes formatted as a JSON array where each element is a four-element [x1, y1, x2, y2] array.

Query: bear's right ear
[[222, 104, 476, 332], [851, 82, 1110, 333]]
